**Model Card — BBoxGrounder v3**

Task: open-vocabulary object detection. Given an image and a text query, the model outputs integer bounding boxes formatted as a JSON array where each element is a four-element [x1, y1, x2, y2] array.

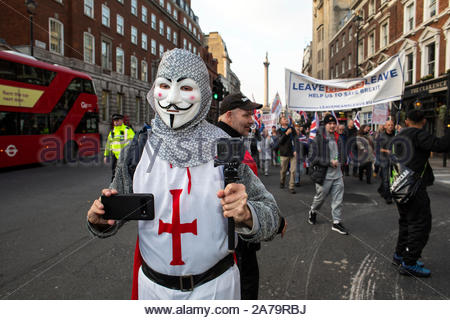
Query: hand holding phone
[[101, 194, 154, 220]]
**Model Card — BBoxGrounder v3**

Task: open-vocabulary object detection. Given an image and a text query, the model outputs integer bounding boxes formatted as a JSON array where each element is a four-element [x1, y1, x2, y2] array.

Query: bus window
[[0, 59, 56, 86], [83, 79, 96, 94], [76, 111, 99, 134], [0, 112, 18, 135]]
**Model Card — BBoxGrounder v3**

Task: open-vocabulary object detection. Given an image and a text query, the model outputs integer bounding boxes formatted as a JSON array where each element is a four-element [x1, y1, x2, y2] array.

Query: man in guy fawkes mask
[[86, 49, 281, 300]]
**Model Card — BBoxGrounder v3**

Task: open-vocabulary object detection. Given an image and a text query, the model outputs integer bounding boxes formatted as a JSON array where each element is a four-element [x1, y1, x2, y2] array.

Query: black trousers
[[395, 188, 432, 265], [236, 239, 259, 300], [111, 156, 117, 182], [377, 165, 392, 200], [358, 161, 372, 183]]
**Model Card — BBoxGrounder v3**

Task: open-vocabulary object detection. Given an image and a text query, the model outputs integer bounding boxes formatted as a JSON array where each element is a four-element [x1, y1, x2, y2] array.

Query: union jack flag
[[309, 112, 318, 141], [354, 111, 361, 130], [253, 108, 261, 128]]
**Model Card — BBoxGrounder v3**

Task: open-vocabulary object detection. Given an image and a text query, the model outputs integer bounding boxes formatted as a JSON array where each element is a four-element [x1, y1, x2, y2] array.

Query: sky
[[192, 0, 312, 106]]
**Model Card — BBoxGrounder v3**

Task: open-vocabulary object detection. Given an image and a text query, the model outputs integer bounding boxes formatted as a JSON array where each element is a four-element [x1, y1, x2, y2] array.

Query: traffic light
[[414, 99, 422, 108], [212, 78, 224, 101]]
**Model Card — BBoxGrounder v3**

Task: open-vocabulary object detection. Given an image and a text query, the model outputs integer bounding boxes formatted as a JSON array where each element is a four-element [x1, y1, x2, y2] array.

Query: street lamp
[[25, 0, 37, 56], [353, 13, 363, 77]]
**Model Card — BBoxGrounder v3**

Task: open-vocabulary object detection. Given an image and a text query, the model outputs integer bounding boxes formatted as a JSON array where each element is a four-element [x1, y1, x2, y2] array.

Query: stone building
[[204, 32, 241, 95], [0, 0, 217, 142]]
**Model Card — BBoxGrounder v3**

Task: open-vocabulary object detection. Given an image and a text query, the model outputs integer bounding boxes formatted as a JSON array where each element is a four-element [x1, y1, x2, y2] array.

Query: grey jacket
[[87, 126, 281, 243]]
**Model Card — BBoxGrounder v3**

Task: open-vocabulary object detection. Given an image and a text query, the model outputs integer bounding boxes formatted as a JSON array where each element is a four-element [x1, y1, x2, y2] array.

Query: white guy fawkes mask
[[153, 77, 201, 129]]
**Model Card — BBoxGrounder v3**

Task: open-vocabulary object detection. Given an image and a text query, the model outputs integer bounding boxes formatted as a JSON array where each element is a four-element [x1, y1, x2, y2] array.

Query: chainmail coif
[[146, 48, 228, 168]]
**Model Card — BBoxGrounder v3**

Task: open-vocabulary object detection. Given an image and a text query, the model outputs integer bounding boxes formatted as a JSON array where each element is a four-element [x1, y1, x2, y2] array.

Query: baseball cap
[[323, 114, 337, 125], [219, 93, 262, 115]]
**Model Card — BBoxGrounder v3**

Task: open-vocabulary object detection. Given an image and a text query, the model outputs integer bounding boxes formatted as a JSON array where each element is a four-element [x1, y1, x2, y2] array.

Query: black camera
[[214, 137, 246, 252]]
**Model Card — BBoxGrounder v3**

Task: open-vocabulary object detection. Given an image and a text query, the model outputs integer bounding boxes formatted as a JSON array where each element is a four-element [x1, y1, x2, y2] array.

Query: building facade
[[302, 42, 312, 76], [0, 0, 217, 141], [311, 0, 353, 79], [205, 32, 241, 95], [326, 0, 450, 134]]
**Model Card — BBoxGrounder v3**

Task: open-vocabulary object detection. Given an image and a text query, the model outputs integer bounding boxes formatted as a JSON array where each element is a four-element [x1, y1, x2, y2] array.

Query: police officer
[[104, 114, 135, 181]]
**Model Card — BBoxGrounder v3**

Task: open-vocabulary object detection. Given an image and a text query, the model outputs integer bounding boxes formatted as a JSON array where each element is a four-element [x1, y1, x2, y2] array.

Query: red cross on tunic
[[158, 189, 197, 265]]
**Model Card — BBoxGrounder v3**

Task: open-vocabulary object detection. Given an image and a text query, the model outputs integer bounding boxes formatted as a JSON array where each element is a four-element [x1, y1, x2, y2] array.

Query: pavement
[[0, 160, 449, 300]]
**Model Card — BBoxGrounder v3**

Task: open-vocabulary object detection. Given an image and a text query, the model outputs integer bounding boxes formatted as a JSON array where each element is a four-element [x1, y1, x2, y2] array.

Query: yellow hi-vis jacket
[[104, 124, 135, 159]]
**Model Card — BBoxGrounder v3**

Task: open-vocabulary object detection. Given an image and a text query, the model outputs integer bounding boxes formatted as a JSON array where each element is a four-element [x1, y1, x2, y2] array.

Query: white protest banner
[[261, 113, 277, 128], [372, 103, 389, 124], [285, 52, 405, 111]]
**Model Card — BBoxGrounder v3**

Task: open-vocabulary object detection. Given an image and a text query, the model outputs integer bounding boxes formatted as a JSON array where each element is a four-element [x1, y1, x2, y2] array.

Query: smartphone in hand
[[101, 194, 154, 220]]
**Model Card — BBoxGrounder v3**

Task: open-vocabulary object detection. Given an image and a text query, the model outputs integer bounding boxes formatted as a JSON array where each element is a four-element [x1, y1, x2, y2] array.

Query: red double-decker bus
[[0, 50, 100, 168]]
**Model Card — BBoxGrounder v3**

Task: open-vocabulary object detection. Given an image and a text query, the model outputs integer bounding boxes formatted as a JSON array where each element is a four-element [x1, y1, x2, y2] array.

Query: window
[[131, 26, 138, 44], [117, 93, 124, 114], [159, 44, 164, 57], [194, 28, 197, 36], [151, 14, 156, 30], [167, 2, 171, 13], [193, 47, 197, 55], [142, 6, 148, 23], [358, 39, 364, 62], [183, 38, 187, 50], [405, 53, 414, 83], [188, 42, 192, 52], [173, 31, 177, 45], [0, 60, 56, 86], [426, 43, 435, 77], [101, 39, 112, 69], [341, 59, 345, 74], [49, 18, 64, 55], [335, 64, 339, 78], [84, 0, 94, 18], [117, 14, 124, 35], [188, 22, 192, 32], [141, 61, 148, 82], [404, 1, 415, 33], [131, 56, 138, 78], [369, 0, 375, 16], [116, 47, 124, 74], [151, 39, 156, 55], [101, 91, 109, 122], [142, 33, 148, 50], [424, 0, 437, 20], [83, 32, 95, 64], [117, 0, 123, 3], [348, 27, 352, 41], [368, 32, 375, 56], [173, 9, 178, 20], [330, 68, 334, 79], [135, 96, 141, 123], [167, 26, 171, 41], [342, 33, 345, 47], [336, 39, 339, 53], [159, 0, 164, 7], [131, 0, 137, 16], [348, 54, 352, 71], [183, 17, 187, 26], [102, 4, 110, 27], [331, 45, 334, 57], [159, 20, 164, 36], [317, 26, 323, 42], [381, 22, 389, 48]]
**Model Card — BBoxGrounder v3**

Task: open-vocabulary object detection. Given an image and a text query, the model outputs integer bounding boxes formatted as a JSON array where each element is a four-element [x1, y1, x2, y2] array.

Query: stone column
[[263, 52, 270, 113]]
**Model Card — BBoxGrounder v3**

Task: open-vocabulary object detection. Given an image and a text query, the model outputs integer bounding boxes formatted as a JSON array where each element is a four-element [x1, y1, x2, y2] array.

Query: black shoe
[[280, 183, 285, 189], [331, 223, 349, 235], [289, 189, 296, 194], [295, 182, 301, 187], [308, 210, 317, 225], [392, 253, 424, 267]]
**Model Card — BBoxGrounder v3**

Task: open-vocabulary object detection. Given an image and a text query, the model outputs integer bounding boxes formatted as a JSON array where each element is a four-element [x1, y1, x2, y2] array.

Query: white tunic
[[133, 142, 240, 299]]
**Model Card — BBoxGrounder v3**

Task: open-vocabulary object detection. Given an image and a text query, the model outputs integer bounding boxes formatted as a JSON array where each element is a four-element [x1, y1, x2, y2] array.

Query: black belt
[[141, 254, 235, 292]]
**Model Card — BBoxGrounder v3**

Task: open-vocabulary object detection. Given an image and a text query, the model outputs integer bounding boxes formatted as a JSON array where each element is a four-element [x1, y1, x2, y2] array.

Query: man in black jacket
[[344, 119, 358, 177], [277, 116, 297, 193], [307, 115, 348, 235], [376, 120, 395, 204], [392, 109, 450, 277], [217, 93, 287, 299]]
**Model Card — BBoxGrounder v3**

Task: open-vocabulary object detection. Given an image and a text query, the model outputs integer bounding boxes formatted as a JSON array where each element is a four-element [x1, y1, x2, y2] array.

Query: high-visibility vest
[[104, 124, 135, 159]]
